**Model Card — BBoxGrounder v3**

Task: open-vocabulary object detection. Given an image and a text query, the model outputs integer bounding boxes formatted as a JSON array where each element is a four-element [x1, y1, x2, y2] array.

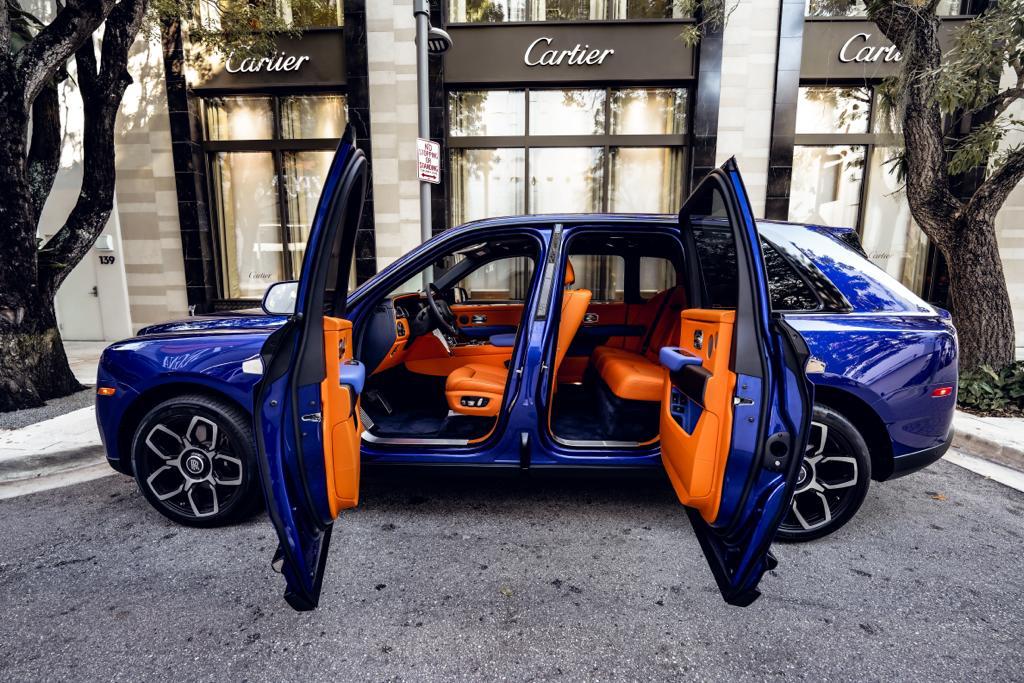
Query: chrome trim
[[361, 432, 469, 446], [553, 437, 652, 449]]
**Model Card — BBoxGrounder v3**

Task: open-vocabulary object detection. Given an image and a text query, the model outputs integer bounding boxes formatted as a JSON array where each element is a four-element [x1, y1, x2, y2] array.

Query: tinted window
[[692, 227, 819, 311], [762, 242, 820, 311]]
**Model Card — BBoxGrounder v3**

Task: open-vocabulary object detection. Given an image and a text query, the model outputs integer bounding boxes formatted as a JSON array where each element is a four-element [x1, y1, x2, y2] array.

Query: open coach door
[[659, 159, 813, 606], [253, 127, 368, 611]]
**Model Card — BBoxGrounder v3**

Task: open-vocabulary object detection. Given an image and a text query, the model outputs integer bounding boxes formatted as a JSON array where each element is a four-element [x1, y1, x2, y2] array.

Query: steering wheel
[[424, 283, 459, 338]]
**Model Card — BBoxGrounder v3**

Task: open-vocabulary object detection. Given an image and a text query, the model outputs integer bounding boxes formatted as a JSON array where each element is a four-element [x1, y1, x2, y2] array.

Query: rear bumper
[[884, 429, 953, 480]]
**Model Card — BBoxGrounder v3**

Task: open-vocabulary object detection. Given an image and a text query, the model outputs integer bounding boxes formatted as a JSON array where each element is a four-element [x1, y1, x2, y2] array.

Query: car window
[[455, 256, 535, 302], [762, 242, 820, 311], [691, 226, 738, 309], [567, 255, 625, 302]]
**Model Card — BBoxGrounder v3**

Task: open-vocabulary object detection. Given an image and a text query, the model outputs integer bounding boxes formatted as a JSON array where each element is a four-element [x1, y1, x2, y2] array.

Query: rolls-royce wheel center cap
[[180, 449, 211, 479]]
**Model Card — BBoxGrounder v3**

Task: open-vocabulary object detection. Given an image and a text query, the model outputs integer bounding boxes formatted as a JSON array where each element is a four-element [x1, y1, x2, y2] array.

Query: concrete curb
[[952, 411, 1024, 473]]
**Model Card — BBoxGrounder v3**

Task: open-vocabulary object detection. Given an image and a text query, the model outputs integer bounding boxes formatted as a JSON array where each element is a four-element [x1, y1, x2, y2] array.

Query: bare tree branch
[[14, 0, 115, 112], [26, 79, 62, 225], [37, 0, 148, 294]]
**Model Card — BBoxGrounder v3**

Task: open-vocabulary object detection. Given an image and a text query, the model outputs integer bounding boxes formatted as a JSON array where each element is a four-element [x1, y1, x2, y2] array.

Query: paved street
[[0, 458, 1021, 681]]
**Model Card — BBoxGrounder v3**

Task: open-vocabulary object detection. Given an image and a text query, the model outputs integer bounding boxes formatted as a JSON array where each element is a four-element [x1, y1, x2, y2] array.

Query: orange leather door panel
[[320, 316, 361, 517], [659, 309, 737, 524]]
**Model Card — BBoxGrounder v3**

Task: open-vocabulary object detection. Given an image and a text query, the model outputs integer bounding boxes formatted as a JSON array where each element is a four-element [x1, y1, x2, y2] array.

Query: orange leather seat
[[594, 287, 686, 402], [446, 261, 591, 416]]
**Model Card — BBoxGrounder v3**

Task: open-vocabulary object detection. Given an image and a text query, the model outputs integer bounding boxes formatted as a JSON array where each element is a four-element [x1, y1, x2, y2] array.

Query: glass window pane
[[788, 145, 866, 227], [280, 0, 344, 27], [458, 256, 535, 301], [203, 96, 274, 141], [449, 90, 526, 137], [610, 0, 689, 18], [451, 148, 526, 224], [860, 147, 929, 292], [529, 147, 605, 213], [610, 88, 688, 135], [609, 147, 685, 213], [796, 87, 871, 134], [280, 95, 347, 139], [534, 0, 607, 20], [639, 256, 676, 299], [691, 225, 738, 309], [762, 242, 820, 310], [567, 255, 625, 302], [282, 150, 337, 281], [528, 89, 606, 136], [211, 152, 283, 299], [806, 0, 960, 15], [448, 0, 527, 22]]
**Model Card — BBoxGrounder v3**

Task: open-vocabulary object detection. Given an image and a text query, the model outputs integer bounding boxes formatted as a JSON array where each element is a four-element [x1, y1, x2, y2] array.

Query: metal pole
[[414, 0, 432, 248]]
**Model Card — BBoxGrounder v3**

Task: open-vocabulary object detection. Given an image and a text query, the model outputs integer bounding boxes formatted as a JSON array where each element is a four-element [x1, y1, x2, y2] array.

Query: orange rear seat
[[594, 287, 686, 402]]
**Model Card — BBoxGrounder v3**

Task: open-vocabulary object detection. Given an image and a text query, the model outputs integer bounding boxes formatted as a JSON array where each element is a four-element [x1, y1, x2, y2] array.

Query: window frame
[[200, 90, 348, 301], [447, 85, 691, 219]]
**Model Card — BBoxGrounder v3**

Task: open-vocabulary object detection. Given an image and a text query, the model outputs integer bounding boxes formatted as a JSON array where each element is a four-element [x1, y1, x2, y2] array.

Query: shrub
[[958, 362, 1024, 415]]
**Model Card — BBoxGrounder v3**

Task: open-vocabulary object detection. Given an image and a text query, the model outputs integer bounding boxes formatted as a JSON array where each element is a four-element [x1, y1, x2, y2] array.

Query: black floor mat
[[363, 366, 494, 440], [551, 383, 659, 442]]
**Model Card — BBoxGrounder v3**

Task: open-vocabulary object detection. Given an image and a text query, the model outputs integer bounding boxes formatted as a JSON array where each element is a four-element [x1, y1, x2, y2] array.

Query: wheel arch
[[118, 382, 253, 476], [813, 385, 894, 481]]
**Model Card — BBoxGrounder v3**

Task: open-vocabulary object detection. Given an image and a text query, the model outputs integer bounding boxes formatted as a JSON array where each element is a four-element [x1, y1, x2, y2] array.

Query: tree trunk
[[0, 294, 81, 412], [940, 216, 1016, 369]]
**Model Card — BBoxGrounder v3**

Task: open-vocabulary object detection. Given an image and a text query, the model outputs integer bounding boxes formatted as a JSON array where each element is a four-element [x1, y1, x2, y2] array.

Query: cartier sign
[[445, 23, 695, 84], [838, 33, 901, 64], [801, 19, 967, 80], [524, 37, 615, 67], [226, 51, 311, 74], [193, 30, 346, 90]]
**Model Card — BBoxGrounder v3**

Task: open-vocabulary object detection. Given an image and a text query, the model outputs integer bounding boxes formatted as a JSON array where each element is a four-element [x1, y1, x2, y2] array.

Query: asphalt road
[[0, 458, 1021, 681]]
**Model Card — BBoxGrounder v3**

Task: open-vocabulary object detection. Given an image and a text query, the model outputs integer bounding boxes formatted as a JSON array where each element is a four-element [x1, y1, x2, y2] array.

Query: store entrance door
[[51, 237, 106, 342]]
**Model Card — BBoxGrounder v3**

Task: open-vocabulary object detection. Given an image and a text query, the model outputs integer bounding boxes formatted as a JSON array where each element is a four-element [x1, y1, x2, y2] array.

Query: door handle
[[471, 314, 487, 324]]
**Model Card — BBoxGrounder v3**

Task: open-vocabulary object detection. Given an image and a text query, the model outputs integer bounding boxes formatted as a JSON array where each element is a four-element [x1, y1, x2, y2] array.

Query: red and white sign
[[416, 138, 441, 185]]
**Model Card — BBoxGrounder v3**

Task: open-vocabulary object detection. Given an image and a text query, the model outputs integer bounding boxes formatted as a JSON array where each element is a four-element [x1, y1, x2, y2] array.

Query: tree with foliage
[[866, 0, 1024, 369], [0, 0, 327, 411]]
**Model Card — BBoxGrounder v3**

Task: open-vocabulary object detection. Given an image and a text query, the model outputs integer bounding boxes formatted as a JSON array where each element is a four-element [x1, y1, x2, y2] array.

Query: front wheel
[[776, 405, 871, 543], [130, 395, 262, 527]]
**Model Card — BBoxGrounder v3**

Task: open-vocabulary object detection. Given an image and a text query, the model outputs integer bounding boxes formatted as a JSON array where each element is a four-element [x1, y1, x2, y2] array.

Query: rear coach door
[[253, 127, 368, 611], [659, 159, 813, 606]]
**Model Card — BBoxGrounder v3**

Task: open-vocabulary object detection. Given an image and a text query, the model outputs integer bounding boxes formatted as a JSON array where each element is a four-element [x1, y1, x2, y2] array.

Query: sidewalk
[[951, 410, 1024, 473], [0, 341, 109, 498]]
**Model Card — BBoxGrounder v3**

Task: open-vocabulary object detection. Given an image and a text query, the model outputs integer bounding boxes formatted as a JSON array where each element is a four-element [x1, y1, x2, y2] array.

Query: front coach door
[[253, 128, 369, 611], [659, 159, 813, 606]]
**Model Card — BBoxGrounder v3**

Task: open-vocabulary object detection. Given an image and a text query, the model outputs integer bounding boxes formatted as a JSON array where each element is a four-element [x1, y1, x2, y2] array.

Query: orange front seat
[[446, 261, 592, 416]]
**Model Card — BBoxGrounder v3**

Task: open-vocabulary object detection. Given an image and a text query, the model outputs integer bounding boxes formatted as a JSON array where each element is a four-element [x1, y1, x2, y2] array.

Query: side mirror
[[262, 281, 298, 315]]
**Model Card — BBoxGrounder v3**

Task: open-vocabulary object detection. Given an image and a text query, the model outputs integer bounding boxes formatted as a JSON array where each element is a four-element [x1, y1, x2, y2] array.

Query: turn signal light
[[96, 387, 117, 397], [931, 386, 953, 398]]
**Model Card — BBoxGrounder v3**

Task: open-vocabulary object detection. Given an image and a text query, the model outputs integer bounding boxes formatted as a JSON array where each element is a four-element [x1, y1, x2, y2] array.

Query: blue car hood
[[137, 311, 288, 336]]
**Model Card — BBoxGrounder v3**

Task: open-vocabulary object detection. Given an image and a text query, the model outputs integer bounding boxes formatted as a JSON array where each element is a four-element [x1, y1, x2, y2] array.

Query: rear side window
[[639, 256, 677, 300], [762, 242, 820, 311], [567, 255, 625, 302], [692, 228, 819, 311]]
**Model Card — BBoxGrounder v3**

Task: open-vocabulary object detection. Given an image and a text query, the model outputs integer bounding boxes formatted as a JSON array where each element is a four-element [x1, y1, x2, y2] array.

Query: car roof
[[451, 213, 851, 235]]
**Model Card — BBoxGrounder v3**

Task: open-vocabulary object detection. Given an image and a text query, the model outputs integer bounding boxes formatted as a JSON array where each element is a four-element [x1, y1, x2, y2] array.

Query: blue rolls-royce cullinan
[[94, 130, 957, 611]]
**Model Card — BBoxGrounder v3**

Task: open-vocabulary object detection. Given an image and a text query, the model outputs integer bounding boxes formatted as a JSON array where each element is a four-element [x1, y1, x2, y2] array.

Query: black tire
[[776, 405, 871, 543], [130, 394, 262, 527]]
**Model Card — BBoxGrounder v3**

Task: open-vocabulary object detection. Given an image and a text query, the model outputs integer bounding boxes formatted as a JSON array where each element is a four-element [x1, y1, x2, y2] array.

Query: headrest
[[564, 260, 576, 286]]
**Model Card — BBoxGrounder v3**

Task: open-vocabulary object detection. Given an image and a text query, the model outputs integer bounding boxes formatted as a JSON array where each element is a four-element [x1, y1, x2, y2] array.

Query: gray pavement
[[0, 459, 1022, 682]]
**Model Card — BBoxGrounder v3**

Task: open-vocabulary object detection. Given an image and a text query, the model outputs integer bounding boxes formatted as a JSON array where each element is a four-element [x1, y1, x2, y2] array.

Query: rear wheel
[[131, 395, 261, 527], [776, 405, 871, 542]]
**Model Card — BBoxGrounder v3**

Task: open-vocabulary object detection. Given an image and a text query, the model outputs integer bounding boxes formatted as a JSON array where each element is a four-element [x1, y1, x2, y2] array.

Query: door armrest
[[659, 346, 703, 373], [489, 333, 516, 348]]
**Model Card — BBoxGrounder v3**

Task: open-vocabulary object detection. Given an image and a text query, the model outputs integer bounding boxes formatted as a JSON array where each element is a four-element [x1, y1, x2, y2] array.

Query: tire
[[776, 405, 871, 543], [130, 394, 262, 528]]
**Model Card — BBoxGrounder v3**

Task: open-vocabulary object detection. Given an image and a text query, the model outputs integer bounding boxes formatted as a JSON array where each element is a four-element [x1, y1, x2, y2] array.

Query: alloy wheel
[[140, 412, 245, 519], [781, 420, 862, 534]]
